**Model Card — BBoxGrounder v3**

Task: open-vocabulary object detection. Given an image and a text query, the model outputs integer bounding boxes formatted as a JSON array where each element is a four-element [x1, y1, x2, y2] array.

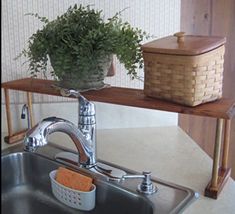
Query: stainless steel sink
[[1, 143, 198, 214]]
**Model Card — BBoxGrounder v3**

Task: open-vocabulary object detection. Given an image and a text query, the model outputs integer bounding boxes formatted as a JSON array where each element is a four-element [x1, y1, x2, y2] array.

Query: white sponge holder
[[49, 170, 96, 211]]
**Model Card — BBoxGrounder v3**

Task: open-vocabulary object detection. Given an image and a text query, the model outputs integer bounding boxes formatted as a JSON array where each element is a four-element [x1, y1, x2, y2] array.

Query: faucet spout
[[23, 117, 96, 168]]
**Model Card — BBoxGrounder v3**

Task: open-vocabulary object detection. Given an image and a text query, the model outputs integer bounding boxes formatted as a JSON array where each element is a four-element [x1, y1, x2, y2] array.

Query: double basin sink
[[2, 143, 198, 214]]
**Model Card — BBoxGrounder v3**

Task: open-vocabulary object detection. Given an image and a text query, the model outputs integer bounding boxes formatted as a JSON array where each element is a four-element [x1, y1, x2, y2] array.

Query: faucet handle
[[60, 88, 95, 117], [60, 88, 80, 98]]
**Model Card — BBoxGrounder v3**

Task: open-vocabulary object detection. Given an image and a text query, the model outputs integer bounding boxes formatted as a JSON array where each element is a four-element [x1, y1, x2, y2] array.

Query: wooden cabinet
[[180, 0, 235, 180], [2, 77, 235, 199]]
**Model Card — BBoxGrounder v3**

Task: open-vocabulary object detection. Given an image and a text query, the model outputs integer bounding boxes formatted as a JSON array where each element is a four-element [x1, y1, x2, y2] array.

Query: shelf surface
[[2, 78, 235, 119]]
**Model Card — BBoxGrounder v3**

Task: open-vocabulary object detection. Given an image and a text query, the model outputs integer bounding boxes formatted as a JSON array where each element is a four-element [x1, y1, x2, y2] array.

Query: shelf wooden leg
[[26, 92, 34, 127], [3, 90, 34, 144], [205, 118, 231, 199], [4, 88, 13, 137], [211, 118, 224, 188], [222, 119, 231, 169], [4, 129, 29, 144]]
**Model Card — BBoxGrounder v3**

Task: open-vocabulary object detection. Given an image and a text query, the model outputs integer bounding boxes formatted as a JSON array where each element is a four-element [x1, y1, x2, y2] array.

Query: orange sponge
[[56, 167, 93, 192]]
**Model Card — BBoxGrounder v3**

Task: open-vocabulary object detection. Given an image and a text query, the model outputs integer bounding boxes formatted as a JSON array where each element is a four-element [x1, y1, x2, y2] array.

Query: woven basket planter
[[50, 54, 114, 90], [142, 32, 226, 106]]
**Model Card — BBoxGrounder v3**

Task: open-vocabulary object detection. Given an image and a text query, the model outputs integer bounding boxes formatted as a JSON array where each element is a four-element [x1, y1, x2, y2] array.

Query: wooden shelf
[[1, 77, 235, 199], [2, 77, 235, 119]]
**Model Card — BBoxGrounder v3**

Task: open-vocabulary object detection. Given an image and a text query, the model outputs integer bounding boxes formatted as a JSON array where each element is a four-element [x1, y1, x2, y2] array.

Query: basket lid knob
[[174, 32, 185, 43]]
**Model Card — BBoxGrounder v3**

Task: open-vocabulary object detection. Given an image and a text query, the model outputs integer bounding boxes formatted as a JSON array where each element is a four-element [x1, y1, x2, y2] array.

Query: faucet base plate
[[55, 151, 126, 180]]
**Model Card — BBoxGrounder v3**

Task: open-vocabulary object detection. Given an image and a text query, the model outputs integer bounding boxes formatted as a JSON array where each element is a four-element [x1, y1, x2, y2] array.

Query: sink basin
[[2, 144, 198, 214]]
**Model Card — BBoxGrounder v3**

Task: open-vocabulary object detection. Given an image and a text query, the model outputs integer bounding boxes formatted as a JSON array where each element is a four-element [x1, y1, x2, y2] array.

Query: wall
[[1, 0, 180, 132], [1, 102, 178, 133], [2, 0, 180, 103]]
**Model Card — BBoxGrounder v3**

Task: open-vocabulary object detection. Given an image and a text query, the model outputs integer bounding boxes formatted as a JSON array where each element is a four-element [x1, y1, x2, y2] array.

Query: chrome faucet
[[21, 104, 31, 129], [23, 89, 126, 178], [23, 89, 157, 192], [23, 92, 97, 168]]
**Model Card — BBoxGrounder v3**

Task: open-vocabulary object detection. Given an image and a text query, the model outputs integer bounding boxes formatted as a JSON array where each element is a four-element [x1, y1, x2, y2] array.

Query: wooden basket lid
[[141, 32, 226, 56]]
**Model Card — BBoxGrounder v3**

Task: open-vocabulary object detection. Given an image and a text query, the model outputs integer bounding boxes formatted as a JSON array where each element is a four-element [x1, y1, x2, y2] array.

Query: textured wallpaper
[[1, 0, 180, 104]]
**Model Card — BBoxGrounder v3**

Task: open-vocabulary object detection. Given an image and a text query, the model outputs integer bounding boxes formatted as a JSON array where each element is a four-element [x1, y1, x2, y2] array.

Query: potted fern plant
[[19, 4, 147, 90]]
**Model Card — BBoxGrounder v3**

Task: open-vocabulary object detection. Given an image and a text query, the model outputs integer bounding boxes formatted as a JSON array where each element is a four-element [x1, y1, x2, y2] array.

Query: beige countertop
[[2, 126, 235, 213]]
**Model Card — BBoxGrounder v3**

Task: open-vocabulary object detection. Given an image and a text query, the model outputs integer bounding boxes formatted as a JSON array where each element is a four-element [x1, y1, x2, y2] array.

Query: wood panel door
[[179, 0, 235, 178]]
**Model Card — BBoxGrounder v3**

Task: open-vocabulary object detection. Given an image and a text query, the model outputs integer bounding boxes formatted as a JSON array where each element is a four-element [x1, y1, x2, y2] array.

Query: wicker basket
[[142, 32, 226, 106]]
